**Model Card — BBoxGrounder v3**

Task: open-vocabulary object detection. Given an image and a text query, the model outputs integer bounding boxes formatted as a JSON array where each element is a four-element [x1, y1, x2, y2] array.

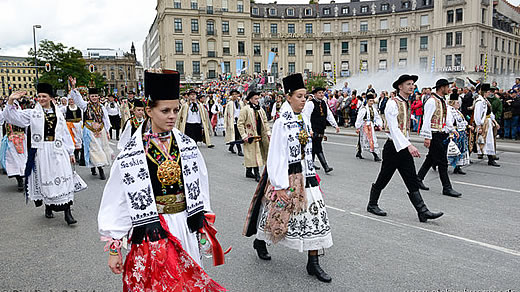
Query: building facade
[[144, 0, 520, 85], [0, 56, 37, 97]]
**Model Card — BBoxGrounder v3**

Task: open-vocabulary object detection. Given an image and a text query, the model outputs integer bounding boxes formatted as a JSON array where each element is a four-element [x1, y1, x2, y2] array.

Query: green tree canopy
[[306, 75, 327, 92]]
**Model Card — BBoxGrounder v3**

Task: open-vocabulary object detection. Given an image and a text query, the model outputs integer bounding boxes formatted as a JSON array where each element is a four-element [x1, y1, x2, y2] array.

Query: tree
[[306, 74, 327, 92], [28, 39, 105, 94]]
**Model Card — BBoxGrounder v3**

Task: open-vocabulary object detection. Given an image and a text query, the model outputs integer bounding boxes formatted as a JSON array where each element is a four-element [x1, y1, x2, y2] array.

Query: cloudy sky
[[1, 0, 520, 63]]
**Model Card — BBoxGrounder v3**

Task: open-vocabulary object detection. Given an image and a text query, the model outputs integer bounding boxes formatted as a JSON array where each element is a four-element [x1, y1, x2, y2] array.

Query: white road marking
[[323, 141, 357, 147], [452, 181, 520, 194], [326, 205, 520, 257]]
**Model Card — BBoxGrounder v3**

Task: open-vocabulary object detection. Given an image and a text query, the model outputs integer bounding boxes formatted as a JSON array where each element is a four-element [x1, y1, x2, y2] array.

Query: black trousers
[[417, 132, 449, 180], [185, 122, 203, 142], [373, 139, 420, 192], [312, 132, 324, 155]]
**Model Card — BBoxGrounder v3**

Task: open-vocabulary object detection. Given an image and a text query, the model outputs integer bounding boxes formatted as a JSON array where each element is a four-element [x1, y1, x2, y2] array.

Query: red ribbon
[[200, 213, 232, 267]]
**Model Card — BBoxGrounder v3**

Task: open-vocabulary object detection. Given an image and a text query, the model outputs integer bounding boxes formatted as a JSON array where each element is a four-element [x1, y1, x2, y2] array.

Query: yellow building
[[0, 56, 37, 97]]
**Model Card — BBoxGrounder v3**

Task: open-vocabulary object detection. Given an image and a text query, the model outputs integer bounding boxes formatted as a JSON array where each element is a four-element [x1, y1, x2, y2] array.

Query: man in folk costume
[[270, 94, 284, 120], [210, 97, 225, 136], [106, 94, 121, 140], [303, 87, 340, 173], [224, 89, 244, 156], [120, 91, 137, 128], [355, 93, 383, 161], [117, 99, 146, 150], [98, 70, 226, 291], [416, 79, 462, 198], [69, 78, 113, 180], [176, 90, 215, 148], [61, 96, 83, 163], [474, 83, 500, 167], [237, 91, 271, 182], [367, 75, 444, 223], [0, 112, 27, 191], [243, 74, 333, 283], [5, 85, 81, 225]]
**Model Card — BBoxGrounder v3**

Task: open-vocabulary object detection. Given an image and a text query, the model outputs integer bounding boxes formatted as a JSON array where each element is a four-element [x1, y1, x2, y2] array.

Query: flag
[[267, 52, 276, 74]]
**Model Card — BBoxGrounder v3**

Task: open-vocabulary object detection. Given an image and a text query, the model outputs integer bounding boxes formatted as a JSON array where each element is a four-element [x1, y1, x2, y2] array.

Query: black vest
[[310, 99, 328, 133], [65, 107, 82, 121]]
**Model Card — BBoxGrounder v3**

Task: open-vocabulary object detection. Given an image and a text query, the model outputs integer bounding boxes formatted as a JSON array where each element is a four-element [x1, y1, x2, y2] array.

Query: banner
[[221, 62, 225, 73], [236, 59, 243, 77], [267, 52, 276, 74], [431, 56, 435, 73]]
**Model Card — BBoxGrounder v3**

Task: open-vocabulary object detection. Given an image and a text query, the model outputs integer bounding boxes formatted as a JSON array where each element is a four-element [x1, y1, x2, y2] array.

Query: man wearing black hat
[[117, 99, 146, 150], [416, 79, 462, 197], [224, 89, 244, 156], [302, 87, 340, 172], [367, 74, 443, 223], [474, 83, 500, 166], [176, 89, 214, 148], [354, 92, 383, 161], [106, 94, 121, 140], [69, 78, 113, 180]]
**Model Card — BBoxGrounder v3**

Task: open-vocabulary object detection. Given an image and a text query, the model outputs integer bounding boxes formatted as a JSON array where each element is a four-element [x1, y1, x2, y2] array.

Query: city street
[[1, 133, 519, 292]]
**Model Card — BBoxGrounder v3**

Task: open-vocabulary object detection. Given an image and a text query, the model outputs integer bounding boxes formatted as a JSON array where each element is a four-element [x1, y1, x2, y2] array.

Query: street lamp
[[33, 24, 41, 84]]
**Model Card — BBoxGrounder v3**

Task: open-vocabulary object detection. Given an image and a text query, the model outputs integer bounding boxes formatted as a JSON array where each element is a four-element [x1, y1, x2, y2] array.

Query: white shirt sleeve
[[302, 101, 314, 119], [474, 100, 485, 126], [419, 98, 435, 139], [373, 105, 383, 127], [386, 99, 411, 152], [3, 104, 32, 127], [101, 105, 112, 130], [271, 103, 277, 118], [69, 89, 87, 111], [267, 120, 289, 190], [445, 106, 456, 134], [325, 104, 338, 128], [355, 107, 366, 129]]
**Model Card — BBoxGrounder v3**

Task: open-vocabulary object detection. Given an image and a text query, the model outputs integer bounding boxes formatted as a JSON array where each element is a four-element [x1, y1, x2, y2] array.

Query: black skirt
[[185, 122, 203, 142]]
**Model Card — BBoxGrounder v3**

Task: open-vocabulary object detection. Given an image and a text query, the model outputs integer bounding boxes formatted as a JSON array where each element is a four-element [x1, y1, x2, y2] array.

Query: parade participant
[[5, 85, 79, 225], [62, 96, 83, 163], [270, 94, 284, 120], [474, 83, 500, 167], [211, 98, 225, 136], [417, 79, 462, 197], [1, 104, 28, 191], [354, 93, 383, 161], [446, 92, 470, 174], [303, 87, 340, 173], [367, 75, 443, 222], [117, 99, 146, 150], [176, 90, 214, 148], [106, 94, 121, 140], [224, 89, 244, 156], [243, 73, 333, 283], [69, 77, 113, 180], [237, 91, 271, 182], [98, 70, 226, 291]]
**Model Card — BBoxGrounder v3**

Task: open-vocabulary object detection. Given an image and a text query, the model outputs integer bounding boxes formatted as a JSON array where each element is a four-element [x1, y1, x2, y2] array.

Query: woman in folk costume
[[355, 93, 383, 161], [474, 83, 500, 167], [176, 89, 215, 148], [211, 97, 225, 136], [224, 89, 244, 156], [98, 71, 226, 292], [237, 91, 271, 182], [243, 74, 333, 283], [0, 108, 27, 191], [4, 85, 79, 225], [270, 94, 284, 121], [446, 91, 470, 174], [117, 99, 146, 150], [61, 96, 83, 163], [69, 77, 113, 180]]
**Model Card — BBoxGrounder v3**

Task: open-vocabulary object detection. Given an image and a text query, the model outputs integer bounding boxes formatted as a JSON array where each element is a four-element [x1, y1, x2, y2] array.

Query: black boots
[[98, 167, 106, 180], [307, 254, 332, 283], [317, 153, 333, 173], [407, 191, 444, 223], [453, 166, 466, 175], [237, 144, 244, 157], [246, 168, 255, 179], [372, 153, 381, 162], [367, 184, 387, 216], [417, 179, 429, 191], [91, 167, 97, 176], [312, 154, 321, 170], [253, 239, 271, 260], [64, 205, 77, 225], [356, 151, 364, 159], [439, 166, 462, 197], [228, 144, 236, 154], [15, 176, 24, 192], [45, 205, 54, 218], [488, 155, 500, 167], [253, 167, 261, 182]]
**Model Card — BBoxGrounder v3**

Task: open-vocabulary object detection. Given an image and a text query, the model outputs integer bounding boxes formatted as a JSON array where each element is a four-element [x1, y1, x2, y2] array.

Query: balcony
[[207, 30, 215, 36], [207, 51, 217, 58]]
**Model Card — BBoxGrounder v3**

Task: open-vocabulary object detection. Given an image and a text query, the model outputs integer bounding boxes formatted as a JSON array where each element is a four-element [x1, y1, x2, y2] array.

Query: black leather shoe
[[208, 144, 215, 148], [373, 153, 381, 162], [367, 205, 387, 216], [253, 239, 271, 260], [64, 206, 77, 225], [91, 167, 97, 176], [237, 151, 244, 157], [418, 210, 444, 223], [488, 160, 500, 167], [417, 180, 429, 191], [228, 145, 236, 154], [98, 167, 106, 180], [16, 176, 24, 192], [453, 166, 466, 175], [356, 152, 364, 159], [253, 167, 261, 182], [245, 168, 256, 179], [45, 205, 54, 218], [443, 188, 462, 198], [306, 255, 332, 283]]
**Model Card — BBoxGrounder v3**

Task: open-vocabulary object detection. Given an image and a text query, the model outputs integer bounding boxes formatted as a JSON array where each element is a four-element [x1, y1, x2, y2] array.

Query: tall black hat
[[392, 74, 418, 90], [449, 93, 459, 101], [283, 73, 306, 94], [88, 88, 99, 95], [37, 83, 54, 97], [366, 92, 375, 100], [144, 70, 180, 101], [479, 83, 491, 93], [246, 91, 260, 101], [433, 78, 450, 89]]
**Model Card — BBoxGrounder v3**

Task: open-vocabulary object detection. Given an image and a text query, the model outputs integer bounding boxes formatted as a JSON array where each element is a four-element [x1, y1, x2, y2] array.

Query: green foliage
[[28, 39, 105, 94], [306, 75, 327, 92], [309, 0, 318, 4]]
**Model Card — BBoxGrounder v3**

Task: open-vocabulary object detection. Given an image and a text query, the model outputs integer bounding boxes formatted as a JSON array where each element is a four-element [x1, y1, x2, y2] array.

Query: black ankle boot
[[253, 167, 261, 182], [356, 151, 364, 159], [317, 153, 333, 173], [98, 167, 106, 180], [453, 166, 466, 175], [306, 254, 332, 283], [246, 167, 255, 179], [312, 154, 321, 170], [16, 176, 24, 191], [439, 166, 462, 197], [64, 205, 77, 225], [45, 205, 54, 218], [79, 149, 86, 166], [487, 155, 500, 167], [237, 144, 244, 157], [417, 179, 429, 191], [228, 145, 236, 154], [91, 167, 97, 176], [367, 184, 387, 216], [74, 149, 80, 163], [407, 191, 443, 223], [372, 153, 381, 162], [253, 239, 271, 260]]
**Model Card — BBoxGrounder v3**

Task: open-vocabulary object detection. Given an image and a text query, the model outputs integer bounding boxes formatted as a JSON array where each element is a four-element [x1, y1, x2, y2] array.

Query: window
[[192, 41, 200, 54], [224, 62, 230, 74], [254, 62, 261, 73], [446, 32, 453, 47], [269, 8, 276, 15], [206, 21, 214, 35], [342, 7, 349, 14], [423, 0, 432, 5], [495, 37, 499, 50], [324, 42, 331, 55], [379, 60, 387, 71], [223, 41, 230, 55], [306, 43, 313, 55], [420, 57, 428, 71], [361, 60, 368, 72], [447, 10, 454, 23], [305, 8, 312, 16], [342, 22, 349, 32], [288, 23, 295, 33], [455, 31, 462, 46], [176, 61, 184, 74], [174, 0, 181, 9], [481, 8, 486, 24], [361, 6, 368, 13], [254, 44, 261, 56], [398, 59, 407, 68], [502, 39, 505, 52], [420, 15, 429, 26], [288, 43, 296, 56], [175, 40, 183, 53], [400, 17, 408, 27], [238, 41, 245, 55], [270, 44, 278, 53], [271, 24, 278, 34], [323, 8, 330, 15], [222, 21, 229, 34], [287, 8, 294, 16], [252, 7, 259, 15], [193, 61, 200, 74], [174, 19, 182, 33], [191, 19, 199, 33], [400, 38, 408, 51], [305, 23, 313, 34], [420, 36, 428, 50], [341, 42, 349, 54], [323, 23, 331, 33], [445, 55, 453, 67], [455, 8, 463, 22], [381, 4, 389, 11], [253, 23, 260, 34], [480, 32, 485, 46], [380, 19, 388, 30], [288, 62, 296, 74], [402, 1, 410, 9], [306, 62, 313, 71], [237, 0, 243, 12], [360, 41, 368, 53], [509, 41, 512, 53], [191, 0, 198, 10], [360, 21, 368, 32], [380, 39, 387, 52], [237, 22, 244, 35], [454, 54, 462, 66]]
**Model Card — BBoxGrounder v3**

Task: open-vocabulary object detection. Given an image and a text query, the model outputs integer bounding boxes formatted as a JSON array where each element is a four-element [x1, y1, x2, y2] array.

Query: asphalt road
[[1, 132, 519, 292]]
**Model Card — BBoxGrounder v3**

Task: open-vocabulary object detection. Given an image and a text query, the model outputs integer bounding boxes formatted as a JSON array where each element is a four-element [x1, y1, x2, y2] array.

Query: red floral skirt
[[123, 216, 226, 292]]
